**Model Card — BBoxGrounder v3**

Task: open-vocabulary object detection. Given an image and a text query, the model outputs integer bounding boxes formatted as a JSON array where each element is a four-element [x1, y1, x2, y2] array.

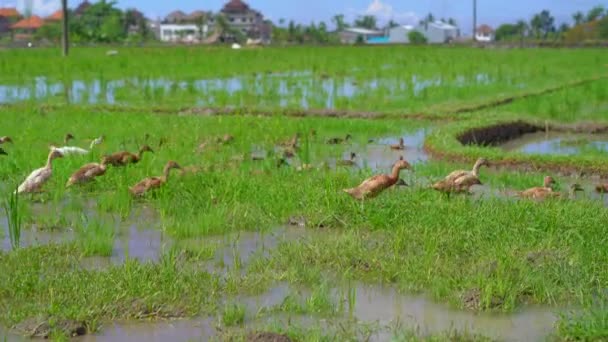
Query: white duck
[[50, 133, 89, 156], [17, 149, 64, 194]]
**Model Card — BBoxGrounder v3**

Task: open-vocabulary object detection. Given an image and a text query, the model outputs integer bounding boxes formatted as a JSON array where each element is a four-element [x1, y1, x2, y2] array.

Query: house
[[45, 10, 63, 22], [389, 25, 415, 43], [219, 0, 269, 43], [10, 15, 44, 40], [0, 7, 21, 35], [164, 10, 187, 24], [339, 27, 384, 44], [416, 21, 459, 43], [160, 11, 212, 42], [475, 24, 494, 42]]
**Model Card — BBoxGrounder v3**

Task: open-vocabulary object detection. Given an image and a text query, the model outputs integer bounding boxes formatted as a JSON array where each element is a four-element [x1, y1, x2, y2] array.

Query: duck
[[129, 161, 182, 197], [337, 152, 357, 166], [0, 136, 13, 144], [432, 158, 490, 194], [595, 183, 608, 193], [16, 149, 63, 194], [49, 133, 90, 156], [0, 148, 7, 156], [390, 138, 405, 150], [89, 135, 105, 149], [282, 147, 296, 159], [518, 176, 556, 199], [104, 145, 154, 167], [66, 157, 110, 187], [280, 133, 300, 149], [326, 134, 352, 145], [344, 158, 412, 200]]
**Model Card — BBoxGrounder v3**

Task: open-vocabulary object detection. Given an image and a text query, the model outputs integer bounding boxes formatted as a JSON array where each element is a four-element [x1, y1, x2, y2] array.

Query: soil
[[247, 332, 292, 342], [14, 317, 87, 338], [457, 121, 541, 146], [461, 288, 504, 311]]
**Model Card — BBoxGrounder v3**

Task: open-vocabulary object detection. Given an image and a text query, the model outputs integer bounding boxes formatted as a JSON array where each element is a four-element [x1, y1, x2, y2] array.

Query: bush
[[408, 31, 427, 44]]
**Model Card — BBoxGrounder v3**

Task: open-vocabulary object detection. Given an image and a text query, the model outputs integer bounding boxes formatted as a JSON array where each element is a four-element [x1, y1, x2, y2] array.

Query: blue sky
[[4, 0, 608, 33]]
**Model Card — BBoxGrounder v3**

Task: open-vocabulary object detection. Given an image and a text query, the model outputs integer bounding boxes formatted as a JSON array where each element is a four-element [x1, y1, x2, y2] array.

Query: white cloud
[[17, 0, 60, 17], [363, 0, 419, 25]]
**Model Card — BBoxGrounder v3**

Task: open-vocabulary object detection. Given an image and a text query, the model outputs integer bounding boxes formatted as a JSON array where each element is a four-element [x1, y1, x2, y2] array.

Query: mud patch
[[457, 121, 541, 146], [247, 331, 292, 342], [13, 317, 87, 338]]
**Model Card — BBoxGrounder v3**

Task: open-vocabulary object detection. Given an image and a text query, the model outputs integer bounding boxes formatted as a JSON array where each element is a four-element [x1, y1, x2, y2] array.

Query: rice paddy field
[[0, 45, 608, 341]]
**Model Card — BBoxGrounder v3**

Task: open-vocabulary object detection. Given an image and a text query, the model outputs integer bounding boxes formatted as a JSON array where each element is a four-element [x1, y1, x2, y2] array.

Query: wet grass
[[1, 47, 608, 340], [0, 46, 606, 113]]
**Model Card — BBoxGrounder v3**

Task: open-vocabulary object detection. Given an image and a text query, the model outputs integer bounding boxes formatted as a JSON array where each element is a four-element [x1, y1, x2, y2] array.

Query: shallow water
[[0, 73, 497, 109], [501, 132, 608, 156], [51, 282, 560, 342]]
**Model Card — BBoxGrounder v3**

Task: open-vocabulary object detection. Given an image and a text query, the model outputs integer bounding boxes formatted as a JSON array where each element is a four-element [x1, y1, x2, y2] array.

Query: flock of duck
[[0, 134, 177, 197], [1, 132, 607, 201]]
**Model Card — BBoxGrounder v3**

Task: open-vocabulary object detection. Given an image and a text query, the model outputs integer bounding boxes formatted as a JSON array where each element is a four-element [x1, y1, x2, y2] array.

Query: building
[[10, 15, 44, 40], [339, 27, 384, 44], [160, 10, 212, 42], [0, 7, 21, 35], [388, 25, 415, 43], [219, 0, 268, 43], [416, 21, 459, 44], [45, 10, 63, 22], [165, 10, 187, 24], [475, 24, 494, 42]]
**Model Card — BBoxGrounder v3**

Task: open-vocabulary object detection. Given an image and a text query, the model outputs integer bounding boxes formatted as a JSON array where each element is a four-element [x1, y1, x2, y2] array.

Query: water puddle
[[349, 284, 558, 341], [501, 132, 608, 155], [54, 282, 561, 341]]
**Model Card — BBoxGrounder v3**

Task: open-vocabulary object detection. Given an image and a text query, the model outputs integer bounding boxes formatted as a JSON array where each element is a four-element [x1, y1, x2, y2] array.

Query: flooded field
[[502, 132, 608, 156]]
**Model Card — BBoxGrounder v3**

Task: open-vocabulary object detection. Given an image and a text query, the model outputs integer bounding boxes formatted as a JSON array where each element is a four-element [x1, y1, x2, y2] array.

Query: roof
[[74, 1, 91, 15], [187, 10, 208, 21], [476, 24, 494, 34], [428, 21, 457, 30], [166, 10, 187, 21], [393, 25, 414, 30], [0, 7, 20, 17], [11, 15, 44, 29], [221, 0, 251, 13], [46, 10, 63, 21], [343, 27, 383, 35]]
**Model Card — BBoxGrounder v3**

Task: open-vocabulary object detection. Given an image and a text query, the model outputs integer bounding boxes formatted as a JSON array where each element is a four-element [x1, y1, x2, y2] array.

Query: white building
[[475, 24, 495, 42], [339, 27, 385, 44], [160, 24, 208, 42], [416, 21, 459, 44], [388, 25, 415, 43]]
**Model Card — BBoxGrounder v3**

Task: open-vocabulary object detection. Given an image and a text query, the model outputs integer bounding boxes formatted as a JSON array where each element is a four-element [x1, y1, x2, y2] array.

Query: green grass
[[1, 46, 608, 340]]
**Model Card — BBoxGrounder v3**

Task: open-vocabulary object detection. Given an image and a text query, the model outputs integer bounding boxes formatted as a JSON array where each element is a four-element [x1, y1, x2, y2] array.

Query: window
[[241, 18, 247, 23], [229, 17, 235, 22], [162, 29, 172, 36]]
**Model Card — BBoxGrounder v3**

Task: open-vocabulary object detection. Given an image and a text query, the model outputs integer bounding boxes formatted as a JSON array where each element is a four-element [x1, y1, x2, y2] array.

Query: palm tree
[[332, 14, 347, 31]]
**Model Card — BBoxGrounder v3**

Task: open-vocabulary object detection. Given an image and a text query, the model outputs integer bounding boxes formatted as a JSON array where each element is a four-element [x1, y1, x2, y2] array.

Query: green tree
[[530, 10, 554, 39], [332, 14, 348, 31], [599, 17, 608, 39], [408, 30, 427, 44], [387, 20, 399, 29], [586, 5, 605, 23], [572, 11, 584, 26], [75, 0, 126, 42], [494, 23, 518, 41], [354, 15, 377, 29]]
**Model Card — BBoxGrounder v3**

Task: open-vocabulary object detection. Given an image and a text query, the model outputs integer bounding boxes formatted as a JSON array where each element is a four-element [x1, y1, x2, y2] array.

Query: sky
[[2, 0, 607, 34]]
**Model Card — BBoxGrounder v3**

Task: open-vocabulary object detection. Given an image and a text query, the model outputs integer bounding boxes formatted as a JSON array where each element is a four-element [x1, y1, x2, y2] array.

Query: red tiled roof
[[0, 7, 20, 17], [476, 24, 494, 34], [11, 15, 44, 29], [222, 0, 250, 13], [46, 10, 63, 21]]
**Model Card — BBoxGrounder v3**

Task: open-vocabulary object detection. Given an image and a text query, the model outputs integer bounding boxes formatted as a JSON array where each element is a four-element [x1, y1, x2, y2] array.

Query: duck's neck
[[471, 161, 483, 177], [389, 165, 402, 183], [45, 153, 56, 169], [161, 165, 173, 183]]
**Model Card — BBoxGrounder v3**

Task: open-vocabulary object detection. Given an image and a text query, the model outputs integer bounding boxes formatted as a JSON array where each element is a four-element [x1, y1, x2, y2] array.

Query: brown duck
[[518, 176, 556, 199], [0, 136, 13, 144], [280, 133, 300, 149], [432, 158, 490, 194], [129, 161, 182, 197], [390, 138, 405, 150], [104, 145, 154, 167], [596, 183, 608, 193], [344, 158, 412, 200], [326, 134, 352, 145], [337, 152, 357, 166], [66, 157, 110, 187]]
